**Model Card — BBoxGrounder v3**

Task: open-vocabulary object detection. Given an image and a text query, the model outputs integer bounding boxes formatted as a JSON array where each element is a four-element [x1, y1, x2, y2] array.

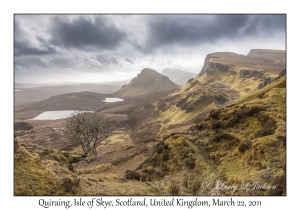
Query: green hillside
[[138, 75, 286, 195]]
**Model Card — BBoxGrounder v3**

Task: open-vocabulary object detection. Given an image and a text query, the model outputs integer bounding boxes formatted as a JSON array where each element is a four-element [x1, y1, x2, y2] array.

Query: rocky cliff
[[155, 49, 286, 127]]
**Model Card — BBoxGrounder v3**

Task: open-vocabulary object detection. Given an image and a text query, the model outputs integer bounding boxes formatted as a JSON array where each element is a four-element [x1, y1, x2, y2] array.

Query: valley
[[14, 49, 286, 196]]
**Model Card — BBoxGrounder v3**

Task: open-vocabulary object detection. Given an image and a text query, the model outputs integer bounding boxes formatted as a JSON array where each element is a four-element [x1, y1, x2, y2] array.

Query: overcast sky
[[14, 14, 286, 84]]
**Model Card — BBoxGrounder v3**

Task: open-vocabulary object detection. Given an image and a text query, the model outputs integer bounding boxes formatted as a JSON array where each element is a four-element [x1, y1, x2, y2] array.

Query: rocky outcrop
[[258, 69, 286, 89], [198, 61, 229, 77], [197, 54, 231, 77], [197, 94, 227, 105], [176, 97, 194, 113], [239, 69, 264, 78], [258, 77, 274, 89], [277, 69, 286, 79]]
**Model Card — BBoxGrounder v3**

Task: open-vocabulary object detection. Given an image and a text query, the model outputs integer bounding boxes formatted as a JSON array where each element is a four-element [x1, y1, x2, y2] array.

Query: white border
[[3, 0, 298, 209]]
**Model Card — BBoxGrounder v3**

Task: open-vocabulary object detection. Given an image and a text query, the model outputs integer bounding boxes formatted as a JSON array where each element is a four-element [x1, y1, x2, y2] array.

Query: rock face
[[161, 68, 197, 86], [115, 68, 179, 97], [239, 69, 264, 78], [258, 69, 286, 89], [198, 50, 286, 78], [198, 59, 229, 77], [156, 49, 286, 126], [277, 69, 286, 79], [258, 77, 274, 89]]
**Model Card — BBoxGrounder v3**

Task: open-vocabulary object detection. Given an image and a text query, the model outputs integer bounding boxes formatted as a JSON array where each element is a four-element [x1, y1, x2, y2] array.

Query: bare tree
[[63, 111, 113, 163]]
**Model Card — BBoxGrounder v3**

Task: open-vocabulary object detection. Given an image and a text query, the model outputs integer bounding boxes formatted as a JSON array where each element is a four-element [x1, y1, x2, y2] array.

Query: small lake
[[103, 98, 123, 102], [31, 110, 92, 120]]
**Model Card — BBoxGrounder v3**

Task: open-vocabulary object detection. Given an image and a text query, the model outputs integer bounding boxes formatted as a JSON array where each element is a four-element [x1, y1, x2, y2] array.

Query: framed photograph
[[14, 14, 286, 202]]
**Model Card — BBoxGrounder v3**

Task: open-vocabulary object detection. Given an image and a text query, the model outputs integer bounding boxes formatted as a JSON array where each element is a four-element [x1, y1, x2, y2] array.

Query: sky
[[14, 14, 286, 84]]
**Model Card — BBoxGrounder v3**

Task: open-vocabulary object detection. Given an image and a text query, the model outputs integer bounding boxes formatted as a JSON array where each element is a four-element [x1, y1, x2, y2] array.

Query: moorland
[[14, 49, 286, 196]]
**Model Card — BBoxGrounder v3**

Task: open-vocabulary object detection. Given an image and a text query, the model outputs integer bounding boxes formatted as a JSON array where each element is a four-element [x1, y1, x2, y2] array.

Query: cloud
[[49, 16, 127, 51], [14, 19, 56, 57], [243, 15, 286, 35], [15, 57, 48, 69], [14, 40, 56, 57], [124, 57, 134, 64], [14, 14, 286, 83], [133, 15, 286, 54], [50, 57, 76, 69]]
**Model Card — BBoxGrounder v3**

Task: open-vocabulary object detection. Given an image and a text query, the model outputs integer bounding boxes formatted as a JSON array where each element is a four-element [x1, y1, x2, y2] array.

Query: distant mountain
[[161, 68, 197, 86], [115, 68, 179, 97]]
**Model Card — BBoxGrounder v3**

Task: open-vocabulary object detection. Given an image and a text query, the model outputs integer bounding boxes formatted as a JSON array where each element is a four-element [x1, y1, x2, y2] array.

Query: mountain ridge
[[155, 49, 286, 126]]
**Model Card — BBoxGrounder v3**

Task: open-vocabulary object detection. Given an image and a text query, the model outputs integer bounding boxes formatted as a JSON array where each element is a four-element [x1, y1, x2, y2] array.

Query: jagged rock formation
[[198, 54, 230, 77], [258, 69, 286, 89], [277, 69, 286, 79], [258, 77, 274, 89]]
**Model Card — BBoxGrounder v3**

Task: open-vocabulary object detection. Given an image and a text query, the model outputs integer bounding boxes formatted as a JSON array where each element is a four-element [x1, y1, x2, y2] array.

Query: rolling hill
[[14, 83, 126, 106]]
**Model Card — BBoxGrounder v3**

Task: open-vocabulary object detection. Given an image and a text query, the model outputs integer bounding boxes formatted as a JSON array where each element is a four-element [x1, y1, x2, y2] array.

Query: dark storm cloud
[[14, 21, 56, 57], [243, 15, 286, 35], [95, 55, 111, 65], [94, 54, 132, 66], [15, 57, 48, 69], [49, 16, 127, 51], [14, 14, 286, 83], [135, 14, 286, 53], [124, 57, 134, 64], [14, 40, 56, 57], [51, 57, 76, 68]]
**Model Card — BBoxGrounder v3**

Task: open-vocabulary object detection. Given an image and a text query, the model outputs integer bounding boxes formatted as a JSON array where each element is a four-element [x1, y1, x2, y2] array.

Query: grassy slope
[[14, 145, 80, 195], [138, 76, 286, 195], [14, 140, 169, 196]]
